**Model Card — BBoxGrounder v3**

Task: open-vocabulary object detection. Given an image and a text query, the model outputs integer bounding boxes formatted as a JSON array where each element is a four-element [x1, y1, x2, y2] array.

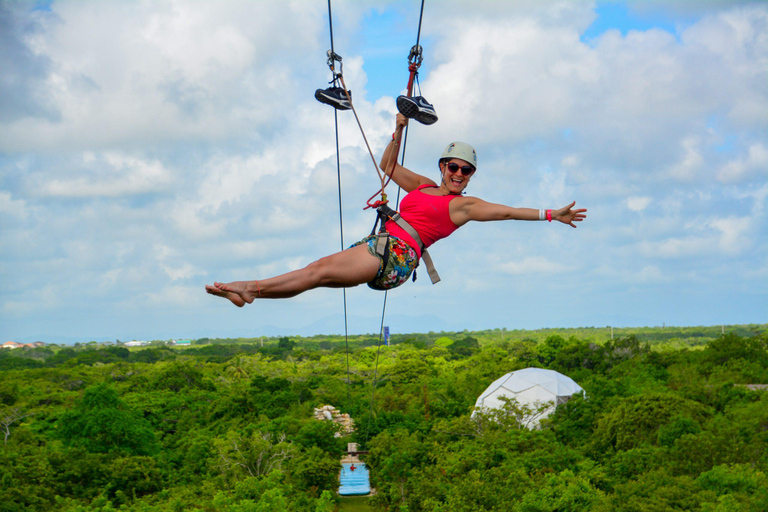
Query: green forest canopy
[[1, 323, 766, 511]]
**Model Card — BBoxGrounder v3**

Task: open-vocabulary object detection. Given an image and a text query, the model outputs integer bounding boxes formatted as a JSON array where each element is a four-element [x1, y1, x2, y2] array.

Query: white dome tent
[[472, 368, 584, 429]]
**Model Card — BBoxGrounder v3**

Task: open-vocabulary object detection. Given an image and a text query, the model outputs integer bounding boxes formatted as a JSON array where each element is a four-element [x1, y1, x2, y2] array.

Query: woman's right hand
[[396, 113, 409, 131]]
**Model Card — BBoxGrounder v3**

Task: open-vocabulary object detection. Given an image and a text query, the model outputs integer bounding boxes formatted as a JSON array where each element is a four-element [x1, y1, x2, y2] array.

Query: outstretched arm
[[379, 114, 436, 192], [451, 198, 587, 228]]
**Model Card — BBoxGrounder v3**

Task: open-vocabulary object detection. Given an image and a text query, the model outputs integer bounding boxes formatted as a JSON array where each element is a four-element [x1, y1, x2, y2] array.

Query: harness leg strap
[[375, 232, 388, 257], [420, 249, 441, 284]]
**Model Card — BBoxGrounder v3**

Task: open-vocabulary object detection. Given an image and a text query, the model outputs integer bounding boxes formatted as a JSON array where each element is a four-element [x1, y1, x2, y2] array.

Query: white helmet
[[440, 141, 477, 169]]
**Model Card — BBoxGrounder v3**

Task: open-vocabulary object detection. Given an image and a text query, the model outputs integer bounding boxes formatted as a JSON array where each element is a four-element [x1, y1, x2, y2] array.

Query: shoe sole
[[396, 97, 438, 125]]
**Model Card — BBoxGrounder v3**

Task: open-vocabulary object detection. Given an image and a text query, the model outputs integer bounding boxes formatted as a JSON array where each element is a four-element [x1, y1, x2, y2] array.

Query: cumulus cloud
[[710, 216, 752, 255], [638, 215, 754, 258], [669, 136, 705, 181], [1, 0, 766, 340], [498, 257, 572, 275], [0, 1, 328, 152], [0, 2, 60, 123], [718, 142, 768, 183], [0, 191, 28, 219], [38, 153, 174, 198], [627, 196, 652, 212]]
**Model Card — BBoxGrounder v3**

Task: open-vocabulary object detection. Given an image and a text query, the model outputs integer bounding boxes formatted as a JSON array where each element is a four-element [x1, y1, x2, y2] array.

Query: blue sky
[[1, 0, 766, 344]]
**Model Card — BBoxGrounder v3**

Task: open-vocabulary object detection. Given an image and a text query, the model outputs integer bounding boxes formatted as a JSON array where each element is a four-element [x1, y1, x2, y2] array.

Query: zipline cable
[[365, 0, 427, 446], [326, 0, 352, 410], [415, 0, 425, 48], [335, 110, 352, 411]]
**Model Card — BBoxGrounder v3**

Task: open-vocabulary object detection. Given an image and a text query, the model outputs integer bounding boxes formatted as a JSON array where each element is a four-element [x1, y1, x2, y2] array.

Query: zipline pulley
[[326, 50, 343, 74], [408, 44, 423, 68]]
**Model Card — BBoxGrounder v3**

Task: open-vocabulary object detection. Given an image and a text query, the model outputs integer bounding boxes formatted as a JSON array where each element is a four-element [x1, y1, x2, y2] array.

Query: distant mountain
[[9, 313, 468, 345]]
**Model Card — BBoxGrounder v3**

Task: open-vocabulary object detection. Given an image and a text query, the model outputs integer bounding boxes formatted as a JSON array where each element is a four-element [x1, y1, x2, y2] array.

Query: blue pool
[[339, 463, 370, 496]]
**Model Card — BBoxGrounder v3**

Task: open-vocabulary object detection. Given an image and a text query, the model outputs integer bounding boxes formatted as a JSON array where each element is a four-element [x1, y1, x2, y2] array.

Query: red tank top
[[385, 184, 460, 258]]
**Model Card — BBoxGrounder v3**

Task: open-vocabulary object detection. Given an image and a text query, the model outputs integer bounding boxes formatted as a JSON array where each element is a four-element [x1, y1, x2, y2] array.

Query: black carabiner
[[326, 50, 343, 73], [408, 44, 423, 68]]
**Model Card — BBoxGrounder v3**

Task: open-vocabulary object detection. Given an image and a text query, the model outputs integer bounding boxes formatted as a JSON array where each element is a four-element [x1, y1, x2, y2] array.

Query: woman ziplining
[[205, 112, 588, 307]]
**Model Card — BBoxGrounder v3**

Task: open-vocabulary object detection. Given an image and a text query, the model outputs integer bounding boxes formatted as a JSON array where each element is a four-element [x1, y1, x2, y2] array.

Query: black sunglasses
[[445, 162, 475, 176]]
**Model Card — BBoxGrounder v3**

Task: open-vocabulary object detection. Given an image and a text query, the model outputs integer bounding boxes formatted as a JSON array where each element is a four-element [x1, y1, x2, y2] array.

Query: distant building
[[2, 341, 45, 349], [123, 341, 149, 347], [173, 340, 192, 346]]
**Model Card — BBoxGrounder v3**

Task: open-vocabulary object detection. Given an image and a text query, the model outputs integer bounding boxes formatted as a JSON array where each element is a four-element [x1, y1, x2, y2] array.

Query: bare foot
[[205, 281, 259, 307]]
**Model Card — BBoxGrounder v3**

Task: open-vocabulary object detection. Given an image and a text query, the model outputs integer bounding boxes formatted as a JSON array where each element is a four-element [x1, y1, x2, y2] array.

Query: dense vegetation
[[1, 324, 766, 511]]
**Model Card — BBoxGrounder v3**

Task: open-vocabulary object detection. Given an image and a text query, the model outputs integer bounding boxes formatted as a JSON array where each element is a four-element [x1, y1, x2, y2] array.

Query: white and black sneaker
[[396, 95, 438, 125], [315, 87, 352, 110]]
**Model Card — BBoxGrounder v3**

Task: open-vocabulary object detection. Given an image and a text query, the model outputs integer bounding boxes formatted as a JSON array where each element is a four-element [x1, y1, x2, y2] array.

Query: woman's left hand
[[553, 202, 587, 228]]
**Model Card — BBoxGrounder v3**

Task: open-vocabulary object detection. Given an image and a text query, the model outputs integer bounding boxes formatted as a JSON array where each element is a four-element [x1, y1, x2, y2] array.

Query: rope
[[335, 75, 391, 209], [326, 0, 351, 410]]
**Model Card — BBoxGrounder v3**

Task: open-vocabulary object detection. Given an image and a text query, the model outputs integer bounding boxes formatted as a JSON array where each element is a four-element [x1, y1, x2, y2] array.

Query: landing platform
[[339, 462, 370, 496]]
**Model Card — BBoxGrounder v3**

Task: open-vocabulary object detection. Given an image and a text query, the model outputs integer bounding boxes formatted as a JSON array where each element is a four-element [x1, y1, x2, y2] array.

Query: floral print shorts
[[352, 234, 419, 290]]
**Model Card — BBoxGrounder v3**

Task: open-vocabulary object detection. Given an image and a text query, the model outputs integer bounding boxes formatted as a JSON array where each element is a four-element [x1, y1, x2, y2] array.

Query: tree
[[213, 430, 295, 481], [517, 469, 604, 512], [1, 407, 34, 444], [56, 383, 157, 455], [451, 336, 479, 357], [592, 393, 708, 452], [367, 429, 430, 509], [153, 361, 214, 392], [287, 446, 341, 494], [211, 471, 291, 512], [278, 337, 296, 351], [314, 490, 335, 512]]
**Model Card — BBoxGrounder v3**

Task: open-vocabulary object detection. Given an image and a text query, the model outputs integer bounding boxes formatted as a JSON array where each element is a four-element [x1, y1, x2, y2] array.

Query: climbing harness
[[368, 203, 441, 286]]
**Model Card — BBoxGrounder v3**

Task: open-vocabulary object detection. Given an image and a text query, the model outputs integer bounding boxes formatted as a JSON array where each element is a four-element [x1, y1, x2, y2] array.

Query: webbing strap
[[375, 232, 388, 257], [420, 250, 441, 285]]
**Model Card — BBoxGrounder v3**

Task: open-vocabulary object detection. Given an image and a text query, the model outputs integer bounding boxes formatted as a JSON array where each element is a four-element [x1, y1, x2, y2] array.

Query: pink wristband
[[546, 209, 552, 222]]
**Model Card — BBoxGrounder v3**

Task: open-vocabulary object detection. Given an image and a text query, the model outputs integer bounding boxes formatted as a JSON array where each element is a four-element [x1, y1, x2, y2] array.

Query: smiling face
[[439, 158, 476, 194]]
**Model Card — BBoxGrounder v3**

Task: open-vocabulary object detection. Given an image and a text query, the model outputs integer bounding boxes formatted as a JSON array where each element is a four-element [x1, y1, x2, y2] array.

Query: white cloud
[[145, 284, 207, 308], [627, 196, 652, 212], [718, 142, 768, 183], [38, 153, 174, 198], [498, 257, 572, 276], [669, 136, 705, 181], [0, 191, 27, 219], [155, 245, 206, 281], [1, 1, 766, 340], [639, 236, 709, 259], [638, 215, 754, 258], [635, 265, 664, 283], [710, 216, 752, 255], [0, 1, 328, 152]]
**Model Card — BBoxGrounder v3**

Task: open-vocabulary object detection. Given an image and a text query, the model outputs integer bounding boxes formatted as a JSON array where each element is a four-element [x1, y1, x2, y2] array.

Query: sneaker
[[315, 87, 352, 110], [396, 95, 438, 125]]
